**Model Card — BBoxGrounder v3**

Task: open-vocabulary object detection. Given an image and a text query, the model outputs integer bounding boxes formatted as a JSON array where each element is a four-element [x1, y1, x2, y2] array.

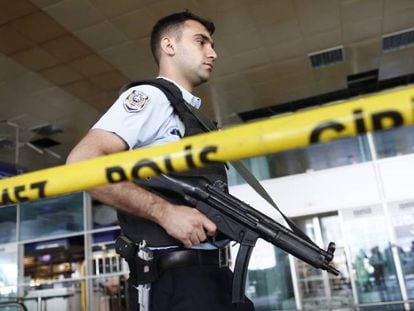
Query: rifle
[[160, 174, 340, 303]]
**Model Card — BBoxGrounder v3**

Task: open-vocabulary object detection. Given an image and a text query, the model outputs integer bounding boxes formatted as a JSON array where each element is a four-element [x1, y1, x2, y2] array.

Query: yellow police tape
[[1, 85, 413, 205]]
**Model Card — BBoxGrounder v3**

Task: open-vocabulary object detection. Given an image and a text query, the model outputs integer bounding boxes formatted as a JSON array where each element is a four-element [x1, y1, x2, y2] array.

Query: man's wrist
[[150, 198, 173, 226]]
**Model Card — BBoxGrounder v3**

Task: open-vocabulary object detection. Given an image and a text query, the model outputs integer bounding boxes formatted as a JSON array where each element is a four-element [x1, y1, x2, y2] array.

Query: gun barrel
[[161, 175, 340, 276], [205, 185, 339, 275]]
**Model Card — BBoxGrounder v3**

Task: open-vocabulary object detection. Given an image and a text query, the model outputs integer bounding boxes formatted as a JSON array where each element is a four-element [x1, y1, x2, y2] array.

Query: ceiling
[[0, 0, 413, 172]]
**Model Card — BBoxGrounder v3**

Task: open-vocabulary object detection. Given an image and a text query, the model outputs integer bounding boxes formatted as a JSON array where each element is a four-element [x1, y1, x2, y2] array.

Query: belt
[[156, 247, 230, 274]]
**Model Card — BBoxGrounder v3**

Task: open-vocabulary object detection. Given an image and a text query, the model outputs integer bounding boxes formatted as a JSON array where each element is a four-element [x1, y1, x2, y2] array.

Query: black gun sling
[[119, 78, 322, 299], [126, 78, 317, 246]]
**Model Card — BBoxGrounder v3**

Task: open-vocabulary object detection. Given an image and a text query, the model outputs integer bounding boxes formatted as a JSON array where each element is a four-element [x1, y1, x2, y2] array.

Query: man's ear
[[160, 37, 175, 56]]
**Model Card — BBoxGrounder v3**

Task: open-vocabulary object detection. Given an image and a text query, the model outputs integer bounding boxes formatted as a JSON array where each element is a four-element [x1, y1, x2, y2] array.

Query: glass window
[[22, 280, 83, 311], [20, 193, 84, 241], [227, 156, 270, 186], [340, 205, 403, 307], [0, 244, 18, 300], [293, 215, 354, 310], [92, 230, 121, 245], [23, 235, 85, 285], [228, 136, 371, 185], [92, 200, 118, 229], [243, 239, 296, 311], [373, 125, 414, 159], [90, 275, 128, 311], [91, 230, 124, 276], [319, 215, 354, 309], [267, 136, 370, 178], [0, 205, 16, 244]]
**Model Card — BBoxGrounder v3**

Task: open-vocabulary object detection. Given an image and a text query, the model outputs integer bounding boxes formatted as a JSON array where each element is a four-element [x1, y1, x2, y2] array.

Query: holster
[[115, 235, 158, 286]]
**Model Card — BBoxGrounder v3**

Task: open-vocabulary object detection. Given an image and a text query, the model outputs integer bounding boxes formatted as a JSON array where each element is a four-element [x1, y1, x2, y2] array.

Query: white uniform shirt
[[92, 78, 227, 250], [92, 77, 201, 149]]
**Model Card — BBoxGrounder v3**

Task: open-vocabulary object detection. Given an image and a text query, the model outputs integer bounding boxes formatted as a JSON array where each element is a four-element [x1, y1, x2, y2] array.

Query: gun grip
[[232, 231, 258, 303]]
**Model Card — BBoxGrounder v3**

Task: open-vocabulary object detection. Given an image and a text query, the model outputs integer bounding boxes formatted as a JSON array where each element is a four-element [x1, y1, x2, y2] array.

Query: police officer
[[67, 11, 255, 311]]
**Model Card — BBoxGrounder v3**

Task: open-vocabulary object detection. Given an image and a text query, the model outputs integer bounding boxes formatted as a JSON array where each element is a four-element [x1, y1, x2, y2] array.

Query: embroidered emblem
[[123, 90, 149, 112], [169, 128, 182, 138]]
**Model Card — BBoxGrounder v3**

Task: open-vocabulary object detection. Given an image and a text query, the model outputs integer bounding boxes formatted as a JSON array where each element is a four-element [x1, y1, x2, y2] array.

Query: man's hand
[[159, 204, 217, 248]]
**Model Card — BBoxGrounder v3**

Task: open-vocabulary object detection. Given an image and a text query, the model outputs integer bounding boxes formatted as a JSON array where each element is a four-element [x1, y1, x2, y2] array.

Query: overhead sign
[[0, 85, 413, 205]]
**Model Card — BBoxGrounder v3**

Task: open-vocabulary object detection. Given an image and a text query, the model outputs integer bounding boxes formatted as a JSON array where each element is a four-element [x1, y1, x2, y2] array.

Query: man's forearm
[[88, 181, 169, 225], [88, 181, 217, 247]]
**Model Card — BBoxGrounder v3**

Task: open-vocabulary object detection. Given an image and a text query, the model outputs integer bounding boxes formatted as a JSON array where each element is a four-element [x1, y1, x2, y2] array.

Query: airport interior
[[1, 0, 414, 310]]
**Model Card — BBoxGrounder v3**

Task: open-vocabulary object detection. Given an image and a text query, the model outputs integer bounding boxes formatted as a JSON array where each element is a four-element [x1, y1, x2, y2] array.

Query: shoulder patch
[[123, 90, 149, 113]]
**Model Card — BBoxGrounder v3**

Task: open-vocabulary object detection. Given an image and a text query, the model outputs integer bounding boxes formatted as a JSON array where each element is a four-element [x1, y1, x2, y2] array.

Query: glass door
[[294, 213, 353, 310], [242, 239, 296, 311], [388, 200, 414, 310], [340, 204, 403, 310]]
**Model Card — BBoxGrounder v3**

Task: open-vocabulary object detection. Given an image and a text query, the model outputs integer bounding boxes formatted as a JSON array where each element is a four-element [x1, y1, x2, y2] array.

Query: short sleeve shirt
[[92, 77, 202, 149]]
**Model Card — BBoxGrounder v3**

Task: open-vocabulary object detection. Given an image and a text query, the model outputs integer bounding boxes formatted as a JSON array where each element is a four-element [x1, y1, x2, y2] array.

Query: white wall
[[229, 153, 414, 218]]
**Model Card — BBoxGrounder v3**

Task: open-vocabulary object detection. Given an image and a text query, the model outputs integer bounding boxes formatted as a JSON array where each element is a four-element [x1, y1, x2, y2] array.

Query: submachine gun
[[160, 174, 340, 303]]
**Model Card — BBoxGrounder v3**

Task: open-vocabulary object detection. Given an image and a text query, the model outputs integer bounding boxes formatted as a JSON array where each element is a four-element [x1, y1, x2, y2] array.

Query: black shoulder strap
[[120, 78, 182, 107], [121, 78, 197, 124]]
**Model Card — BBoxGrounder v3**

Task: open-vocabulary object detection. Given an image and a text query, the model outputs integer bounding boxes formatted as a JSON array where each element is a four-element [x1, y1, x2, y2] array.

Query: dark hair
[[150, 10, 215, 65]]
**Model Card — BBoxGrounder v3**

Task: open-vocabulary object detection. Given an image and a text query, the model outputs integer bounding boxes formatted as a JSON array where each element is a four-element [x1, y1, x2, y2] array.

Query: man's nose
[[208, 46, 218, 61]]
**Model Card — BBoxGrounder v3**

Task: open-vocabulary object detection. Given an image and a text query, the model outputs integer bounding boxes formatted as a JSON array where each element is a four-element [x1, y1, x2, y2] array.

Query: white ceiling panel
[[340, 0, 383, 22], [29, 0, 62, 9], [250, 0, 296, 26], [267, 38, 306, 62], [304, 29, 343, 52], [0, 54, 27, 82], [111, 8, 158, 40], [295, 0, 341, 36], [44, 0, 105, 31], [74, 21, 129, 52], [342, 17, 383, 43], [383, 9, 414, 34], [259, 19, 302, 47], [88, 0, 157, 19]]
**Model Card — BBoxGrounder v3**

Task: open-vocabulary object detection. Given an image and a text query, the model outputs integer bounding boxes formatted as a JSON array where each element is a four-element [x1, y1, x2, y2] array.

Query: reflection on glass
[[22, 280, 83, 311], [227, 157, 270, 186], [341, 205, 402, 308], [91, 230, 125, 276], [245, 239, 295, 311], [92, 230, 121, 245], [294, 217, 325, 310], [320, 215, 354, 309], [92, 200, 118, 229], [24, 236, 85, 286], [388, 200, 414, 300], [91, 276, 128, 311], [373, 125, 414, 159], [229, 135, 371, 185], [294, 215, 354, 310], [228, 134, 371, 185], [268, 136, 370, 178], [0, 244, 18, 300], [20, 193, 84, 241], [0, 205, 16, 244]]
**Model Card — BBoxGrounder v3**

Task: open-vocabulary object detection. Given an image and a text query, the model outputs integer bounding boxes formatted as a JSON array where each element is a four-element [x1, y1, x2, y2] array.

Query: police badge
[[123, 90, 149, 112]]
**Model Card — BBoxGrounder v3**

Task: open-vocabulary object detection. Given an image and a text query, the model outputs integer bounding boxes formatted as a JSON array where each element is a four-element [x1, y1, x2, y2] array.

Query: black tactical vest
[[117, 78, 228, 246]]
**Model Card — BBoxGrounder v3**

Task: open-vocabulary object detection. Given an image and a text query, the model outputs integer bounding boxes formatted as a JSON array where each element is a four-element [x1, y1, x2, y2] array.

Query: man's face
[[173, 19, 218, 87]]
